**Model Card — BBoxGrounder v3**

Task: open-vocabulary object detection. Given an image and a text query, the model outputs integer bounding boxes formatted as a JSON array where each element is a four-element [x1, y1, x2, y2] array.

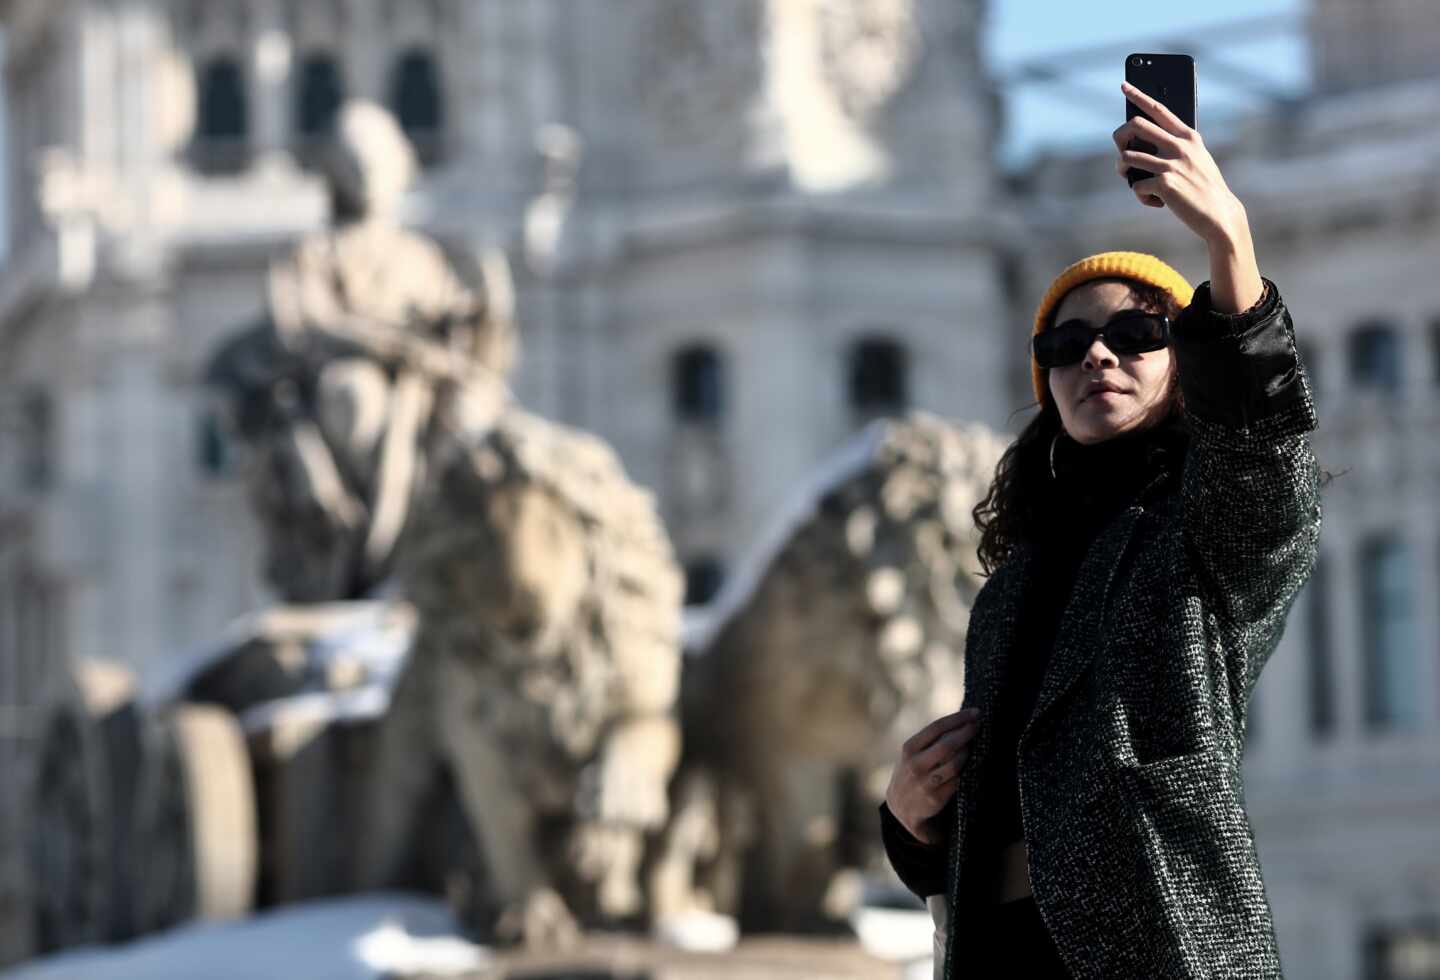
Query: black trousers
[[961, 895, 1071, 978]]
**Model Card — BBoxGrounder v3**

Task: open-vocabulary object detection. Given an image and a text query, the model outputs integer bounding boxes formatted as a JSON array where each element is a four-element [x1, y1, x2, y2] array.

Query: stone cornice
[[609, 196, 1010, 264]]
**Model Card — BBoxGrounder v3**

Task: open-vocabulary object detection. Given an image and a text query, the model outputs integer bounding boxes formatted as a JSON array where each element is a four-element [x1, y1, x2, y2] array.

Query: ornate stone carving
[[634, 0, 764, 144], [205, 100, 511, 603], [206, 100, 684, 950], [818, 0, 922, 121]]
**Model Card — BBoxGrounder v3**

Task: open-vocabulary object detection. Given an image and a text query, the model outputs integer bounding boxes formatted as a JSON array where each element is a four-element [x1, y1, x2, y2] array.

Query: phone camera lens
[[1130, 55, 1143, 67]]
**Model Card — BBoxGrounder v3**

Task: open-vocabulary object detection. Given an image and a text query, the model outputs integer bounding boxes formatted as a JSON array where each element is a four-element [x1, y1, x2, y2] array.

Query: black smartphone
[[1125, 53, 1196, 187]]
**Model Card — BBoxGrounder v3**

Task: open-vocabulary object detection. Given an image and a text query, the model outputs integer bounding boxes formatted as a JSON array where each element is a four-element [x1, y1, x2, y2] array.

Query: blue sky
[[986, 0, 1309, 165]]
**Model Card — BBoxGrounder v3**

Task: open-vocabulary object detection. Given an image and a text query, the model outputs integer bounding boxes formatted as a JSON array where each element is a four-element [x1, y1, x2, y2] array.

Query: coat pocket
[[1123, 748, 1259, 963], [1122, 749, 1242, 892], [1129, 749, 1220, 789], [1124, 750, 1234, 837]]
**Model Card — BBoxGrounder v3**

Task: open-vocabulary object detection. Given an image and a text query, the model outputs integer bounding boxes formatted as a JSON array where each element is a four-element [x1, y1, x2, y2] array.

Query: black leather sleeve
[[879, 800, 950, 899], [1169, 279, 1312, 430]]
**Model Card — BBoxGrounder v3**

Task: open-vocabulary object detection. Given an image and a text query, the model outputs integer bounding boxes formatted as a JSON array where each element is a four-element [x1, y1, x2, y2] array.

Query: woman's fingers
[[1131, 175, 1167, 207], [887, 709, 983, 834], [1111, 122, 1132, 154], [1124, 115, 1187, 156], [924, 772, 963, 809], [1111, 118, 1184, 169], [1121, 81, 1192, 139], [912, 722, 977, 774], [1120, 149, 1173, 173], [902, 708, 978, 758], [925, 747, 972, 788], [1112, 119, 1185, 185]]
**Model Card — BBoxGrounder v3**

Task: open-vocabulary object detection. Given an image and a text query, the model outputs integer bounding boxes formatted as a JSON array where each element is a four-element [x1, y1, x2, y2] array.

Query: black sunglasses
[[1033, 311, 1170, 369]]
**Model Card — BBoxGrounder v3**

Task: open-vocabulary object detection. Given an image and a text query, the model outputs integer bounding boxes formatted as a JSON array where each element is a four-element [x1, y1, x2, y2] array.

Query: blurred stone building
[[0, 0, 1001, 684], [2, 0, 1439, 978]]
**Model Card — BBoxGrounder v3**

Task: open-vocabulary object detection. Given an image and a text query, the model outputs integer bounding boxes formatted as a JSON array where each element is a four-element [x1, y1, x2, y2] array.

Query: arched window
[[1349, 321, 1403, 391], [1431, 318, 1440, 387], [683, 558, 725, 607], [849, 336, 909, 420], [197, 406, 232, 477], [1360, 536, 1420, 730], [1362, 922, 1440, 980], [295, 52, 345, 146], [1305, 556, 1335, 737], [672, 346, 725, 424], [20, 389, 52, 491], [194, 56, 250, 173], [389, 48, 444, 166]]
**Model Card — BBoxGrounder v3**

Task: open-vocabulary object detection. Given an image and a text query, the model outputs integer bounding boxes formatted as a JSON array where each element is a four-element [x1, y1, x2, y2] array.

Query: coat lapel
[[962, 553, 1029, 711], [1022, 505, 1141, 742]]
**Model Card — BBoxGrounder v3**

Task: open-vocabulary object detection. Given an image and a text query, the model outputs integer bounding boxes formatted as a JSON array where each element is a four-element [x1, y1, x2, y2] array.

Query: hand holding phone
[[1112, 74, 1253, 277], [1113, 57, 1262, 313], [1123, 53, 1196, 188]]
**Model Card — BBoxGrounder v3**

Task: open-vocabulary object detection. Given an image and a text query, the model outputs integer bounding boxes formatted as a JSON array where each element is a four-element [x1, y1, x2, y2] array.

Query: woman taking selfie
[[880, 81, 1323, 979]]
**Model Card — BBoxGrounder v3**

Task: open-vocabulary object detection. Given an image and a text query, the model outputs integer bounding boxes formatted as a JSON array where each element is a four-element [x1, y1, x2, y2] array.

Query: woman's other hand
[[884, 708, 981, 844]]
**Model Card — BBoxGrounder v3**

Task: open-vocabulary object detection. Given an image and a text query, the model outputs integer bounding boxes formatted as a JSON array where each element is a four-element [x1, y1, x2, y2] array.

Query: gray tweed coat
[[940, 280, 1322, 979]]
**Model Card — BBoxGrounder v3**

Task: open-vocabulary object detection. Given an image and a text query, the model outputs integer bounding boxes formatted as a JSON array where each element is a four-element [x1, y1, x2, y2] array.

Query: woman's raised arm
[[1113, 82, 1322, 704]]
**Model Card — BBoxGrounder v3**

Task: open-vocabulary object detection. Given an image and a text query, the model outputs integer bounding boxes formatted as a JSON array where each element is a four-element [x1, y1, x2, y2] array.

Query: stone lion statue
[[651, 412, 1006, 933], [363, 407, 684, 948]]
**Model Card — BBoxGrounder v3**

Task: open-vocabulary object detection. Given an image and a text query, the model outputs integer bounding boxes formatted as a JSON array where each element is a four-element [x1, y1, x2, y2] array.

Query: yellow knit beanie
[[1030, 251, 1195, 406]]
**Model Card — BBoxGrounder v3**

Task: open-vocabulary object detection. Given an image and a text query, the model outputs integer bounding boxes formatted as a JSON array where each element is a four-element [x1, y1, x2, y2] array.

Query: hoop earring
[[1049, 431, 1062, 481]]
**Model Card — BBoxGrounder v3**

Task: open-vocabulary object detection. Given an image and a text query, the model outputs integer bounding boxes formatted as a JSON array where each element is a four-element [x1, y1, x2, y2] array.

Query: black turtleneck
[[969, 412, 1190, 892]]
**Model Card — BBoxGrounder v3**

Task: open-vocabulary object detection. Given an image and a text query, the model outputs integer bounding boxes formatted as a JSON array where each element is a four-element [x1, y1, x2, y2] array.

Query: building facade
[[0, 0, 1003, 685]]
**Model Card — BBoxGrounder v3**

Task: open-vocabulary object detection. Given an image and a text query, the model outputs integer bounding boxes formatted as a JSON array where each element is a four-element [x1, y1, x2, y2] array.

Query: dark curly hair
[[971, 279, 1186, 577]]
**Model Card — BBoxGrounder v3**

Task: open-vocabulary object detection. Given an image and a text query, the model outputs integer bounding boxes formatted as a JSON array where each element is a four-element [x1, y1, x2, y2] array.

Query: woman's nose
[[1083, 337, 1119, 371]]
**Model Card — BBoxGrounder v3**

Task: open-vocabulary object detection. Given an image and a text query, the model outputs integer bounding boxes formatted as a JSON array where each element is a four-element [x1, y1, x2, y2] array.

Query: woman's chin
[[1071, 409, 1140, 443]]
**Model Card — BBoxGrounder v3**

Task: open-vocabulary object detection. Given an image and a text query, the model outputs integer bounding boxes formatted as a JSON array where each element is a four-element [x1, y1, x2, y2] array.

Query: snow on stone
[[682, 419, 888, 654], [0, 893, 489, 980]]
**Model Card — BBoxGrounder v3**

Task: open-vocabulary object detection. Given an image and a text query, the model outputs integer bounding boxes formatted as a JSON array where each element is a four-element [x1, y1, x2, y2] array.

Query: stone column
[[0, 570, 15, 717], [477, 0, 517, 170], [103, 322, 172, 670], [48, 369, 105, 668], [1328, 525, 1363, 747], [1253, 580, 1308, 769], [344, 0, 384, 102], [1410, 504, 1440, 734], [249, 0, 293, 170]]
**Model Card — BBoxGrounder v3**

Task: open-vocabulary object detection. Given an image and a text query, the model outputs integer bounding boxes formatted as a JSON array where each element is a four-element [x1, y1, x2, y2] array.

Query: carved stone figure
[[653, 412, 1006, 933], [635, 0, 764, 143], [205, 99, 512, 604], [205, 101, 684, 949], [818, 0, 923, 121]]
